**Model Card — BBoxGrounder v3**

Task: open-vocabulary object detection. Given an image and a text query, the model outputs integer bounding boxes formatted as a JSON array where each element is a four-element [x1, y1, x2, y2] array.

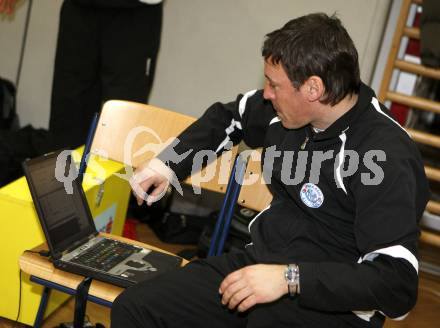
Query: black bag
[[0, 126, 54, 187], [0, 77, 18, 131], [197, 205, 257, 258], [0, 77, 57, 187], [146, 184, 225, 245], [149, 211, 216, 245]]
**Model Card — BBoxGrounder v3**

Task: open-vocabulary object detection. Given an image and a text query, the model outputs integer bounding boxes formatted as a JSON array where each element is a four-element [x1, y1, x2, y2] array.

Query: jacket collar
[[308, 82, 375, 141]]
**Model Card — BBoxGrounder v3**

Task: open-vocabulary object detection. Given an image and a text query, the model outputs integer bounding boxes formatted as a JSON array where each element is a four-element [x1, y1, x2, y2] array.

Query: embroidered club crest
[[300, 183, 324, 208]]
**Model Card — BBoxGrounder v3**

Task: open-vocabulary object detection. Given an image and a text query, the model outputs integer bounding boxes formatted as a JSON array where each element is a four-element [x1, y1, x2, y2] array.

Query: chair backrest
[[90, 100, 237, 194], [91, 100, 195, 167], [235, 149, 272, 212]]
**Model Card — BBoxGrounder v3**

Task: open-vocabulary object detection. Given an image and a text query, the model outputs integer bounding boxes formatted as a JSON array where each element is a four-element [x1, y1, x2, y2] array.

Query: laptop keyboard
[[70, 238, 138, 272]]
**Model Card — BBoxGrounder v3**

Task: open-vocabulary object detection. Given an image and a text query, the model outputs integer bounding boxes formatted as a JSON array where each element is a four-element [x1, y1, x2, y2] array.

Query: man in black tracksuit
[[111, 13, 430, 328]]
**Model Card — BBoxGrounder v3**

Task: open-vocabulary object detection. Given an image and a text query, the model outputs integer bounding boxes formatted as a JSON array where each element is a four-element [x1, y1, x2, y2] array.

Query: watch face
[[285, 264, 299, 284], [285, 265, 299, 297]]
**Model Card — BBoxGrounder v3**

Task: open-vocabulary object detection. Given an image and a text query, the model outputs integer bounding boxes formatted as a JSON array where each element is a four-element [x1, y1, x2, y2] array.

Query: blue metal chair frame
[[78, 112, 100, 182], [31, 276, 112, 328], [208, 153, 249, 256]]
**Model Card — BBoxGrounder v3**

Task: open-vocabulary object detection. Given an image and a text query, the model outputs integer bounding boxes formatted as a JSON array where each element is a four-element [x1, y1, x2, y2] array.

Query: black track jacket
[[157, 83, 430, 325]]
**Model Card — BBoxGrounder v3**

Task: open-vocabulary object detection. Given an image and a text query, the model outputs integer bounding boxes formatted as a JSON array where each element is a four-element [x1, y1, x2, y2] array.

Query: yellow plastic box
[[0, 150, 131, 325]]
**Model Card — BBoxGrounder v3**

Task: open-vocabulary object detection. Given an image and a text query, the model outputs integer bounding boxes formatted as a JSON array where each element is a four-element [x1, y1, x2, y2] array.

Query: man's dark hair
[[262, 13, 361, 105]]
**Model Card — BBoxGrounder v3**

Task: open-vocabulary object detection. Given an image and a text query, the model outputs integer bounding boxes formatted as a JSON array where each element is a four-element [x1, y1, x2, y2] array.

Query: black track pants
[[49, 0, 162, 149], [110, 251, 368, 328]]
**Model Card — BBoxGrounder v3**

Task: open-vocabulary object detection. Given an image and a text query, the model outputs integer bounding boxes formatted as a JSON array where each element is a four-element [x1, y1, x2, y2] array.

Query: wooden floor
[[1, 222, 440, 327]]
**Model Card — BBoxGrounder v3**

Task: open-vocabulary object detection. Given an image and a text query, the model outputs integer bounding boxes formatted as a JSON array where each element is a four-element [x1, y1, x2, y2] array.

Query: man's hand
[[130, 158, 173, 206], [0, 0, 18, 16], [219, 264, 288, 312]]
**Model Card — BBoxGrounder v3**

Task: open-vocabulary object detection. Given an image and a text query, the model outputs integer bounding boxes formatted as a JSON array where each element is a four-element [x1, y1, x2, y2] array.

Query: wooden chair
[[91, 100, 270, 255]]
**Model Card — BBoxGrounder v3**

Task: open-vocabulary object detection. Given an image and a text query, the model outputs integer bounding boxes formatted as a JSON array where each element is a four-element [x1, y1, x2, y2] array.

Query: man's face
[[263, 60, 312, 129]]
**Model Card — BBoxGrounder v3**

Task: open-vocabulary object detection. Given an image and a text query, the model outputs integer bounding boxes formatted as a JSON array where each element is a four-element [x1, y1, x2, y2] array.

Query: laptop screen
[[24, 151, 96, 255]]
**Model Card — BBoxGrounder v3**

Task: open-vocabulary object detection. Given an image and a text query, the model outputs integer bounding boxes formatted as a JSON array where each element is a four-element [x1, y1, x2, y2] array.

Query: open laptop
[[23, 150, 182, 288]]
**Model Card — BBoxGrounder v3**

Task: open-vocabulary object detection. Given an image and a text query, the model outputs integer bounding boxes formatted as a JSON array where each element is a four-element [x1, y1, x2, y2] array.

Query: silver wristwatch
[[284, 264, 300, 296]]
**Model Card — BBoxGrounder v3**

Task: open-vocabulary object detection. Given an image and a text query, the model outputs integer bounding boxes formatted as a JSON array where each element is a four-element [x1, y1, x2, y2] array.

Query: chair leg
[[33, 286, 51, 328], [73, 277, 93, 328], [215, 155, 248, 255], [208, 154, 249, 256], [208, 156, 239, 256]]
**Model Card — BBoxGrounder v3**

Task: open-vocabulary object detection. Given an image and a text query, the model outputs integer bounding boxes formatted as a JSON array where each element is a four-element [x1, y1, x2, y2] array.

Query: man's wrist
[[148, 158, 173, 182]]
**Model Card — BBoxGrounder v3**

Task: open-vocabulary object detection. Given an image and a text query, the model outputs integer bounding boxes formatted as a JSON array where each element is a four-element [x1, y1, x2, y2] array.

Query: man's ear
[[303, 76, 325, 102]]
